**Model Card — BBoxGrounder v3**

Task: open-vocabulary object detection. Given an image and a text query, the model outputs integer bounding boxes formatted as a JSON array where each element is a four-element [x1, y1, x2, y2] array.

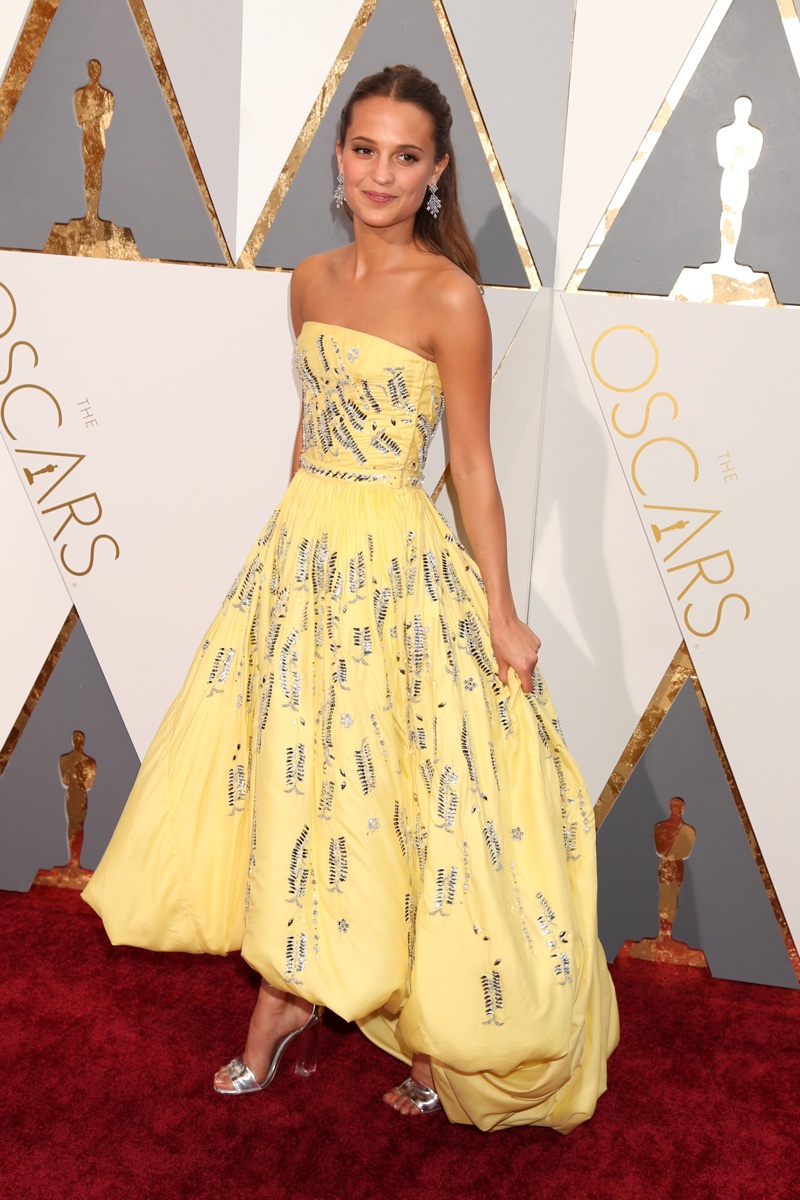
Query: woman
[[83, 65, 619, 1132]]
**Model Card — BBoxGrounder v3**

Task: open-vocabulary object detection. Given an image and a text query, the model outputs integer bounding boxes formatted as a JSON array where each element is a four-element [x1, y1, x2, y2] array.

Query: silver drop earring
[[334, 172, 345, 208], [426, 182, 442, 219]]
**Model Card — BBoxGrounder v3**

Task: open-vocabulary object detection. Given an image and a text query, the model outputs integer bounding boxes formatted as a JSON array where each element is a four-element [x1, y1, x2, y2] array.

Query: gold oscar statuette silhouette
[[620, 797, 709, 969], [34, 730, 97, 890], [44, 59, 140, 260], [670, 96, 776, 306], [650, 518, 689, 544], [23, 462, 57, 485]]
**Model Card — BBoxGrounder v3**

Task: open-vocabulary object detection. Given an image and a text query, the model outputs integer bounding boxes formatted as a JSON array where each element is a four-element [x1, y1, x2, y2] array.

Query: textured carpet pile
[[2, 886, 799, 1200]]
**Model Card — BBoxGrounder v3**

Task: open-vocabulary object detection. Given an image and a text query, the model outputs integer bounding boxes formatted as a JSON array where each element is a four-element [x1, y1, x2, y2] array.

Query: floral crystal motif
[[294, 328, 443, 490]]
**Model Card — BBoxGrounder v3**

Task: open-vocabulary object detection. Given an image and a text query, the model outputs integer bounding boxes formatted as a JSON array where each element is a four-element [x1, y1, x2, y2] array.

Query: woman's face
[[336, 96, 448, 230]]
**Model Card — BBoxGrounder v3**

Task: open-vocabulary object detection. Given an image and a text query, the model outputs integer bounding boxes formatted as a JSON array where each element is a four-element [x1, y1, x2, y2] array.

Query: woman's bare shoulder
[[424, 258, 489, 354], [292, 250, 328, 295], [291, 249, 349, 330], [294, 247, 350, 285]]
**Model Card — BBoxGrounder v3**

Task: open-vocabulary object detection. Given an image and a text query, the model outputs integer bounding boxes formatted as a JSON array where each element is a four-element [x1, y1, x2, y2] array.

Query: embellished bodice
[[295, 322, 444, 488]]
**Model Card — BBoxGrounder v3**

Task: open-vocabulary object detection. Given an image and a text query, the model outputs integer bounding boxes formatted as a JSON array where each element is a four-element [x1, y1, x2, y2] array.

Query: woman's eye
[[399, 153, 419, 163]]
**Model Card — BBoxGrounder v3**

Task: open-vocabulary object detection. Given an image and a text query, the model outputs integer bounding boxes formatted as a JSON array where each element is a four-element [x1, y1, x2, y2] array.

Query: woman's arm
[[290, 419, 303, 478], [288, 260, 313, 478], [431, 280, 541, 690]]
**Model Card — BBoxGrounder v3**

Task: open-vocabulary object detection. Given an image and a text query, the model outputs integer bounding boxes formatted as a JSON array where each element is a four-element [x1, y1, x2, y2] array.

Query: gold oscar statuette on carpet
[[44, 58, 140, 260], [34, 730, 96, 890], [619, 796, 709, 969]]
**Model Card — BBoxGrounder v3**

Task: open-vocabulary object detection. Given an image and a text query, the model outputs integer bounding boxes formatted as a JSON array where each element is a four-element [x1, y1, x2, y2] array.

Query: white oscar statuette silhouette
[[670, 96, 776, 306]]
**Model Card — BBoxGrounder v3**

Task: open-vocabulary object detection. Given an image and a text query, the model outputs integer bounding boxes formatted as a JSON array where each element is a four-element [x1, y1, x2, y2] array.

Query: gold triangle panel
[[0, 605, 78, 778], [0, 0, 230, 265], [252, 0, 529, 284], [237, 0, 377, 271], [566, 0, 800, 307], [597, 641, 800, 984], [0, 0, 58, 142]]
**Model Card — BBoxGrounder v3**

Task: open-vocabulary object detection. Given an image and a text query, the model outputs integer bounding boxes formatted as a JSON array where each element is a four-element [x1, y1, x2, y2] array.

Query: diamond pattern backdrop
[[1, 0, 796, 987]]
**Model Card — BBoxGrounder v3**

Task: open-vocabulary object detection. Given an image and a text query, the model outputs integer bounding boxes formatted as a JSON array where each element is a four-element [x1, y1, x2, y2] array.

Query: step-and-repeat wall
[[1, 0, 797, 989]]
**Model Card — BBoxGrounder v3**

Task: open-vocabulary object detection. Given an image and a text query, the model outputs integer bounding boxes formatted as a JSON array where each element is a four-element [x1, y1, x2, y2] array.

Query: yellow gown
[[83, 322, 619, 1132]]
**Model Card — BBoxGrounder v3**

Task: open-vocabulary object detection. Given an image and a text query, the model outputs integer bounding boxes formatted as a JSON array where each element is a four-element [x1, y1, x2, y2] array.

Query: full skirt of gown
[[83, 322, 619, 1132]]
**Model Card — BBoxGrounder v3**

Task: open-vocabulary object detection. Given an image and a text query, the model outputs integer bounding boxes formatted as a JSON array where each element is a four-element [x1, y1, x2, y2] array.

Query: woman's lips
[[363, 191, 395, 203]]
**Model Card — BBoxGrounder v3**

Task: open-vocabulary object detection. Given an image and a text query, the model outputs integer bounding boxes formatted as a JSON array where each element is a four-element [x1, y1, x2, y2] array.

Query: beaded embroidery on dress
[[84, 322, 619, 1133]]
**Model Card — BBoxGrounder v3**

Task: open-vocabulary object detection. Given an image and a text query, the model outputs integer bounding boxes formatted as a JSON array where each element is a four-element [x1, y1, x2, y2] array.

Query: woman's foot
[[214, 979, 313, 1092], [383, 1053, 438, 1116]]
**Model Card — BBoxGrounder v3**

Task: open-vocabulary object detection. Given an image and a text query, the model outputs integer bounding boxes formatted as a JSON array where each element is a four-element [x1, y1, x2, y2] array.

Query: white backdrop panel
[[486, 288, 550, 616], [236, 0, 364, 262], [0, 444, 72, 748], [556, 0, 723, 289], [145, 0, 244, 259], [482, 285, 536, 381], [0, 251, 295, 756], [0, 0, 30, 80], [565, 291, 800, 942], [530, 294, 680, 802]]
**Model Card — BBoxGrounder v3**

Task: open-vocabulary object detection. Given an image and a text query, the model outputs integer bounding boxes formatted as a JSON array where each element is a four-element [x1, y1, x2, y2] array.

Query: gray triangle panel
[[0, 619, 140, 891], [581, 0, 800, 304], [448, 0, 574, 287], [508, 0, 573, 288], [0, 0, 225, 263], [597, 680, 798, 989], [255, 0, 528, 287]]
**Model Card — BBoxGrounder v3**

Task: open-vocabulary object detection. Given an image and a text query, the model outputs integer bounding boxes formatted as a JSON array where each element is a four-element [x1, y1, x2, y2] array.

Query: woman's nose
[[370, 156, 394, 184]]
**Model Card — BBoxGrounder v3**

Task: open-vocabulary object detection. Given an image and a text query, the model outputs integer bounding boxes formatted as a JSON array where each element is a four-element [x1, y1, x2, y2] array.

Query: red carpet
[[2, 887, 798, 1200]]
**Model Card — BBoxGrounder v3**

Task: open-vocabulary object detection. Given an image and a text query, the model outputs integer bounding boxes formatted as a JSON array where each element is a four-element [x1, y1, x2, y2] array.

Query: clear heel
[[294, 1005, 323, 1077], [215, 1002, 324, 1094]]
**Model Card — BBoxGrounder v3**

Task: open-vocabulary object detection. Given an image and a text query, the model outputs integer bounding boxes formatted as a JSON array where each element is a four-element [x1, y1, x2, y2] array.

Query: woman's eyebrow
[[349, 135, 425, 153]]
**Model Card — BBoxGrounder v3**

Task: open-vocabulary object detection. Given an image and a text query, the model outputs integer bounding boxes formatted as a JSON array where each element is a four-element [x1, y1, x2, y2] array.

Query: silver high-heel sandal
[[391, 1076, 443, 1114], [214, 1004, 324, 1095]]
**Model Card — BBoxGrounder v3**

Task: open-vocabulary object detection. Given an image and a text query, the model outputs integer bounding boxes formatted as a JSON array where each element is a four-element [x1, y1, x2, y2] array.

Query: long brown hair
[[337, 64, 481, 285]]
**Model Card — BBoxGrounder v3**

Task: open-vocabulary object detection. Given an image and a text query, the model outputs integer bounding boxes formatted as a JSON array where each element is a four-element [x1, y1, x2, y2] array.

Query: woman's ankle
[[257, 979, 312, 1015], [410, 1053, 434, 1088]]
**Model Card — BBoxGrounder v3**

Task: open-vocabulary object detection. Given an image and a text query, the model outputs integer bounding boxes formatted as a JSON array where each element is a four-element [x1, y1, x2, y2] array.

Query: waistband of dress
[[298, 455, 422, 489]]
